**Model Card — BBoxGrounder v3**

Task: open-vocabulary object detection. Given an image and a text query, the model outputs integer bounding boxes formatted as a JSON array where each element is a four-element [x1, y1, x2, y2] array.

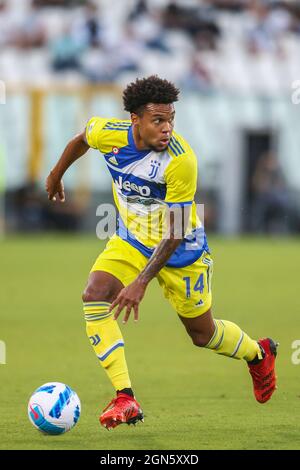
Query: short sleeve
[[85, 117, 108, 150], [164, 150, 198, 205]]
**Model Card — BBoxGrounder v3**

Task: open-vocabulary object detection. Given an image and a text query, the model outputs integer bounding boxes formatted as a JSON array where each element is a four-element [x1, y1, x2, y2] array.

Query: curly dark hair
[[123, 75, 180, 114]]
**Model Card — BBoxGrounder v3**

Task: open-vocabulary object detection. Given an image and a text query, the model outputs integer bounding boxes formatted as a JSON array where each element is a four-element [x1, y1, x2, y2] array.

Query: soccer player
[[46, 76, 278, 430]]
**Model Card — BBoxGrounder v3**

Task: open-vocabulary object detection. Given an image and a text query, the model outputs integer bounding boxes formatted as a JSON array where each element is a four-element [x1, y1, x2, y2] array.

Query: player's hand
[[45, 172, 65, 202], [109, 278, 148, 324]]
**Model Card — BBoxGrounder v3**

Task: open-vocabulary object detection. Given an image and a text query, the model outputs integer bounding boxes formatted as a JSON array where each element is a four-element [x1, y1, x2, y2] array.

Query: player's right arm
[[45, 130, 90, 202]]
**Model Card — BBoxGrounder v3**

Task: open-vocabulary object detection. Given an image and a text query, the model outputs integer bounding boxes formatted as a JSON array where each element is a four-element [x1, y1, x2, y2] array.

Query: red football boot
[[100, 393, 144, 430], [248, 338, 278, 404]]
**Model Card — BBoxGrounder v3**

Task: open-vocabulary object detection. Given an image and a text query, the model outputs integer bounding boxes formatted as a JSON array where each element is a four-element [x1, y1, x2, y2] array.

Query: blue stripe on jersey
[[105, 121, 130, 126], [104, 125, 131, 129], [105, 121, 131, 126], [104, 146, 149, 169], [117, 217, 210, 268], [103, 127, 131, 131], [169, 136, 185, 156], [109, 166, 167, 199], [165, 201, 192, 207], [103, 121, 131, 130], [168, 140, 179, 156], [171, 136, 185, 154]]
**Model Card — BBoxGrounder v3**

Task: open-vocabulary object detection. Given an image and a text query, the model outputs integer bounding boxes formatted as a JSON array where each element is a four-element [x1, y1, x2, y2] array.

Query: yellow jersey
[[86, 117, 209, 267]]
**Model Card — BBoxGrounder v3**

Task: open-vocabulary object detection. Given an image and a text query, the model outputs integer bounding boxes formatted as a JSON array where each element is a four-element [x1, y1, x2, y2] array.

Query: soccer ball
[[28, 382, 81, 435]]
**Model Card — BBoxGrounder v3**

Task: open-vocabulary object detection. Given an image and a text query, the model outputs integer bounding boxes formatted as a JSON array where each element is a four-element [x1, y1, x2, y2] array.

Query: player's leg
[[82, 270, 131, 394], [179, 308, 278, 404], [157, 251, 278, 403], [83, 235, 147, 429], [179, 307, 262, 360]]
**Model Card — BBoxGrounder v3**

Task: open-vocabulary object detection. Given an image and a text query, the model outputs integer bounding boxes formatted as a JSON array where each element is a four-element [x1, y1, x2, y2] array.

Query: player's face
[[132, 103, 175, 152]]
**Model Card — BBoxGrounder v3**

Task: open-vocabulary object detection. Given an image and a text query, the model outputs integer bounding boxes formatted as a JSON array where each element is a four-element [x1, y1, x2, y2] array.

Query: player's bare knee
[[83, 272, 124, 304], [191, 332, 211, 348], [82, 286, 111, 303]]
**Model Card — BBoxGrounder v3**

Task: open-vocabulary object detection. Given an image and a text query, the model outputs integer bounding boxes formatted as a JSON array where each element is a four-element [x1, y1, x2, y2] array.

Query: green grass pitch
[[1, 235, 300, 450]]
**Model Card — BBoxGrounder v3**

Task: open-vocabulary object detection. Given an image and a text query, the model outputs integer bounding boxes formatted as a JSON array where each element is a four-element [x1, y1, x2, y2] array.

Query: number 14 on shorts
[[183, 274, 204, 298]]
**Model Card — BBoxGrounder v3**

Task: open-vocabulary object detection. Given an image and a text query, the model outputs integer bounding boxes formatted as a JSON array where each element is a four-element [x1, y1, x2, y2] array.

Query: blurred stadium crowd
[[1, 0, 300, 92], [1, 0, 300, 236]]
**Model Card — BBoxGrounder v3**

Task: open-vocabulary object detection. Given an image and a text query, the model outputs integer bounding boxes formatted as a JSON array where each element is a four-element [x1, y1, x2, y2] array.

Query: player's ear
[[131, 113, 139, 125]]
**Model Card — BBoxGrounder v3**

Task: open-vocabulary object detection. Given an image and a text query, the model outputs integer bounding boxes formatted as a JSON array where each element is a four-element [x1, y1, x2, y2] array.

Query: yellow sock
[[205, 319, 262, 361], [84, 301, 131, 391]]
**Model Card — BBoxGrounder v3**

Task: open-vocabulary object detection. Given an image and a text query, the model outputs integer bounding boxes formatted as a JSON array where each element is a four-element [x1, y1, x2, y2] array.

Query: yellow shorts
[[91, 234, 213, 318]]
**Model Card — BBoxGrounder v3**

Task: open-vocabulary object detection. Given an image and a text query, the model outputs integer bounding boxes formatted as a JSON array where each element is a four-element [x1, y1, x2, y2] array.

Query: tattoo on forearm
[[139, 238, 182, 284], [138, 206, 190, 285]]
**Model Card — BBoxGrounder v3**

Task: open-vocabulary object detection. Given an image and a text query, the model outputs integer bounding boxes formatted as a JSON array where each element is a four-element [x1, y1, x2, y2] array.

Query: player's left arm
[[110, 145, 197, 323], [110, 207, 189, 323]]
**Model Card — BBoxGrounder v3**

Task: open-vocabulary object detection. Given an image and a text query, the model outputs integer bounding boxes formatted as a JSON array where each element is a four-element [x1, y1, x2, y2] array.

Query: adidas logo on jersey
[[108, 156, 118, 165], [114, 175, 151, 197]]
